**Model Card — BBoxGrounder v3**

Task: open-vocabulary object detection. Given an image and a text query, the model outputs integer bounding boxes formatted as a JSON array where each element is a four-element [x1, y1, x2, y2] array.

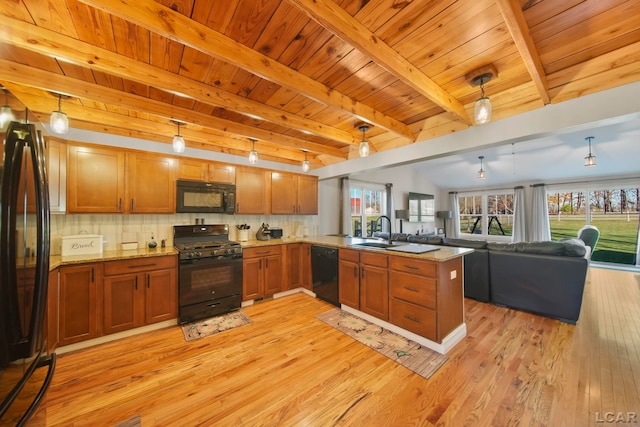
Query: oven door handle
[[207, 302, 221, 308]]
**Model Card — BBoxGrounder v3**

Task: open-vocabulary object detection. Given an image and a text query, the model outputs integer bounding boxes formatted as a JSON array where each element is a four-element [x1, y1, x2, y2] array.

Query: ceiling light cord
[[478, 155, 486, 179]]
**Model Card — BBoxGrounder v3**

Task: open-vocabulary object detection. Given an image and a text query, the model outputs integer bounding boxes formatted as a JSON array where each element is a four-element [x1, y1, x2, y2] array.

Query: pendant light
[[466, 65, 497, 125], [584, 136, 596, 167], [301, 150, 310, 173], [248, 138, 259, 165], [477, 155, 486, 179], [358, 124, 370, 157], [0, 88, 15, 129], [172, 121, 185, 153], [50, 93, 69, 134]]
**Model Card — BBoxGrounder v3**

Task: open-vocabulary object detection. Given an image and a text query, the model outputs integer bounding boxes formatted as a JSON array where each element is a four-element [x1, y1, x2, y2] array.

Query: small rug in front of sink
[[316, 309, 447, 379], [181, 311, 252, 342]]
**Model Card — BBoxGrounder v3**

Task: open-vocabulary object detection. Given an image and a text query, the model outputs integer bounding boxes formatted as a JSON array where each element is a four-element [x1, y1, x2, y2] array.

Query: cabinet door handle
[[147, 274, 150, 288], [91, 267, 94, 283], [403, 286, 419, 292], [131, 198, 135, 212], [119, 198, 123, 212], [353, 265, 357, 277], [298, 204, 301, 214], [236, 203, 239, 213], [404, 264, 419, 270], [135, 276, 138, 290], [256, 250, 270, 254], [404, 315, 419, 323], [259, 259, 262, 270], [293, 204, 296, 213]]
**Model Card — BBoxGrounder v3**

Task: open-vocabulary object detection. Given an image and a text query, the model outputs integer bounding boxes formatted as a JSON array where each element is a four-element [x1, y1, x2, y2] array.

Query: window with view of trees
[[547, 186, 639, 265], [350, 185, 386, 237], [458, 192, 514, 238]]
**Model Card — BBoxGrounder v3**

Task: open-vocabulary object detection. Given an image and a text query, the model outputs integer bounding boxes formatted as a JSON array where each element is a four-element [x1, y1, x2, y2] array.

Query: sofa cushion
[[487, 242, 517, 252], [407, 234, 443, 245], [488, 240, 586, 257], [443, 238, 488, 249]]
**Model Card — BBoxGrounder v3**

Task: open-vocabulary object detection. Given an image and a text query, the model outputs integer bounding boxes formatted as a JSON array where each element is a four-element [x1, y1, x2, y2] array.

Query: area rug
[[181, 310, 252, 342], [316, 309, 448, 379]]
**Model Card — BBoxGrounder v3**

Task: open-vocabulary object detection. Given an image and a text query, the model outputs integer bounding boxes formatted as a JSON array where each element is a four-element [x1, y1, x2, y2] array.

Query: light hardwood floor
[[22, 267, 640, 426]]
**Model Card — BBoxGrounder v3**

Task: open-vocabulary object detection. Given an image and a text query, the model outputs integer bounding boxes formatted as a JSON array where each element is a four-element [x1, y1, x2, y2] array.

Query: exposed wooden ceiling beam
[[494, 0, 551, 104], [6, 84, 318, 163], [79, 0, 416, 143], [286, 0, 472, 126], [0, 58, 346, 160], [0, 15, 356, 145]]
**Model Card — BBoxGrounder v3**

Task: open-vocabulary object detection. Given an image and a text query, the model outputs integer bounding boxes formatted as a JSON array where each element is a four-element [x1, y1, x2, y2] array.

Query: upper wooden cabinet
[[235, 167, 267, 214], [47, 139, 67, 213], [67, 144, 126, 213], [270, 172, 318, 215], [208, 163, 235, 184], [67, 144, 175, 214], [177, 159, 236, 184], [126, 152, 176, 213]]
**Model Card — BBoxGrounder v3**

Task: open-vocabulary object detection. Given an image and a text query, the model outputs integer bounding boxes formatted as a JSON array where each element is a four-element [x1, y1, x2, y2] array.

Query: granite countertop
[[48, 236, 472, 270], [240, 235, 473, 262]]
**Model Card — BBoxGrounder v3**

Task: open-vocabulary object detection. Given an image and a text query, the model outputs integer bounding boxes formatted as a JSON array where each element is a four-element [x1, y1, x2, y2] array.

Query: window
[[458, 191, 514, 239], [350, 184, 387, 237], [547, 186, 639, 266]]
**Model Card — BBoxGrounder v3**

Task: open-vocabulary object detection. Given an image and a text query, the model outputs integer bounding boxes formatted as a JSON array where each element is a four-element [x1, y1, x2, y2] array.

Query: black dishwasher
[[311, 245, 339, 306]]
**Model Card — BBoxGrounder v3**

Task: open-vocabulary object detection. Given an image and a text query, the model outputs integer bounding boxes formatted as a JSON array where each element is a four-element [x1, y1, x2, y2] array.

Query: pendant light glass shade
[[358, 124, 370, 157], [172, 121, 185, 153], [301, 151, 310, 173], [0, 105, 14, 129], [248, 139, 258, 165], [0, 90, 14, 129], [584, 136, 596, 167], [474, 96, 492, 125], [477, 155, 486, 179], [50, 94, 69, 134]]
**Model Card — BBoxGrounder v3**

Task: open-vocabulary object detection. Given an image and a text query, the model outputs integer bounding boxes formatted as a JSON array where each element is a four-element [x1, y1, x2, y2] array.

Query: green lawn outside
[[549, 214, 639, 264]]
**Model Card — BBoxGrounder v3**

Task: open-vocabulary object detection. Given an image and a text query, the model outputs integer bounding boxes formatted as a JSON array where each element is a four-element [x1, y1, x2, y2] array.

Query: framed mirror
[[408, 192, 434, 223]]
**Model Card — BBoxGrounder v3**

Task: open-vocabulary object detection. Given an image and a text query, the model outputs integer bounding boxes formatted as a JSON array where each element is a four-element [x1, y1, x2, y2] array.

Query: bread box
[[61, 234, 103, 256]]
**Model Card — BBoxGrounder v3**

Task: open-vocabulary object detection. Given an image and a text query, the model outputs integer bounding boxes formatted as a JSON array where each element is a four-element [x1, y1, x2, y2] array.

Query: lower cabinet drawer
[[389, 271, 436, 309], [390, 298, 436, 341]]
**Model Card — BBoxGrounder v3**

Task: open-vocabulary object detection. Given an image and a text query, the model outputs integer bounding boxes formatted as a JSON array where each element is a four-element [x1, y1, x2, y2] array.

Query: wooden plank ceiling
[[1, 0, 639, 169]]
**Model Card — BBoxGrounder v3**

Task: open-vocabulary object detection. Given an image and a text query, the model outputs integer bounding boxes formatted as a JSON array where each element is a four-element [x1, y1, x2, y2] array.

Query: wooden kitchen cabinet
[[338, 249, 360, 309], [68, 144, 175, 214], [339, 249, 388, 319], [103, 255, 177, 334], [388, 255, 463, 342], [359, 252, 389, 321], [208, 162, 236, 184], [47, 138, 66, 213], [242, 246, 282, 300], [58, 263, 103, 346], [177, 158, 207, 181], [270, 172, 318, 215], [126, 152, 176, 213], [285, 243, 312, 290], [235, 167, 267, 214], [47, 268, 59, 352], [67, 144, 125, 213]]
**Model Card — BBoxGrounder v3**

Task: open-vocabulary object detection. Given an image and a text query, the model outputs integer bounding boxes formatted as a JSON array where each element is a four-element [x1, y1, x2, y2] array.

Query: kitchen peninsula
[[47, 236, 472, 355]]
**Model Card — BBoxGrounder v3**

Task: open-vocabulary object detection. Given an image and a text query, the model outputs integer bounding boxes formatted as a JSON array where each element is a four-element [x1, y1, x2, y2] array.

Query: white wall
[[318, 164, 443, 236]]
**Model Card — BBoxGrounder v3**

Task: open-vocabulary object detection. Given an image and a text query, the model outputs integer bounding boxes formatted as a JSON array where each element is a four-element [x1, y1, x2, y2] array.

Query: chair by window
[[578, 225, 600, 258]]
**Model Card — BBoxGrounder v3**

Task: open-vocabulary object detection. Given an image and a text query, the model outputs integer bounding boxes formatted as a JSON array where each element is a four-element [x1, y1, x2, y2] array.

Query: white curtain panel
[[512, 186, 527, 242], [385, 183, 393, 234], [340, 177, 351, 235], [448, 192, 460, 238], [530, 184, 551, 242]]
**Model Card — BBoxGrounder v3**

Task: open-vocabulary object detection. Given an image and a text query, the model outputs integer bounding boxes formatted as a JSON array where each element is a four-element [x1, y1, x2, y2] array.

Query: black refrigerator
[[0, 121, 56, 425]]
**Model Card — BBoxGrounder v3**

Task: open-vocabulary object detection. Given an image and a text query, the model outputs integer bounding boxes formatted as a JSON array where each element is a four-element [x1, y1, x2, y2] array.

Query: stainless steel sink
[[350, 241, 406, 249]]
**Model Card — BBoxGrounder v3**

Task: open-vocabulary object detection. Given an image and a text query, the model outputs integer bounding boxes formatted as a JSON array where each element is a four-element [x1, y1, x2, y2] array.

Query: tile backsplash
[[50, 213, 319, 255]]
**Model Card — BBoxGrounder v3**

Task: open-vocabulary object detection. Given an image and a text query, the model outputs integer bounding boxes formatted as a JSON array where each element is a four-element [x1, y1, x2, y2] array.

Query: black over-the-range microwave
[[176, 179, 236, 214]]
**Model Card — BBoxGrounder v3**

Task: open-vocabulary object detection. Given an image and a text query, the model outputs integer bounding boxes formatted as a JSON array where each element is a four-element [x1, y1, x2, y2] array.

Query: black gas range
[[173, 224, 243, 324]]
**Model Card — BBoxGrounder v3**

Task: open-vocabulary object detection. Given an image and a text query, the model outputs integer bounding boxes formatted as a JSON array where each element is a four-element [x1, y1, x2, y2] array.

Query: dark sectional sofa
[[373, 232, 590, 324]]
